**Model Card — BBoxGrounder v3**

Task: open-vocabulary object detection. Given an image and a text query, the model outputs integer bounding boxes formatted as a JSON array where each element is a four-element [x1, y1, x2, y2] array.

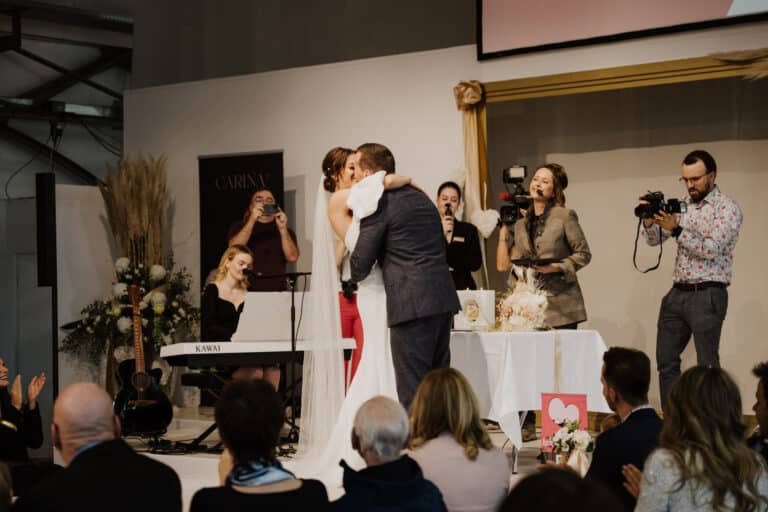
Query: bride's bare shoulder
[[328, 189, 351, 212]]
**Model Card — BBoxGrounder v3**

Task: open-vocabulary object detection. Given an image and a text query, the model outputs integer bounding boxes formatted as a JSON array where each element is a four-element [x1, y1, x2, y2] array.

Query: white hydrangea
[[149, 264, 167, 281], [115, 257, 130, 273], [150, 292, 167, 306], [117, 316, 132, 333], [113, 283, 128, 298]]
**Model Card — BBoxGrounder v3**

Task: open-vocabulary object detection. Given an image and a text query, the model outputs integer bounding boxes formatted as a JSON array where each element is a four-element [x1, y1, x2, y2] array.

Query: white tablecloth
[[450, 329, 611, 448]]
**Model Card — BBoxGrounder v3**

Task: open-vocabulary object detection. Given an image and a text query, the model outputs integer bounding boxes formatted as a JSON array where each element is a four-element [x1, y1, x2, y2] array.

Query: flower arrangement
[[61, 257, 199, 367], [497, 266, 548, 330], [550, 420, 594, 455]]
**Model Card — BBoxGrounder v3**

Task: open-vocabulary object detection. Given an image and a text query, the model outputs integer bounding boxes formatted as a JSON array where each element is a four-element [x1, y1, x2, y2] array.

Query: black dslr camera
[[499, 165, 532, 226], [634, 191, 687, 219]]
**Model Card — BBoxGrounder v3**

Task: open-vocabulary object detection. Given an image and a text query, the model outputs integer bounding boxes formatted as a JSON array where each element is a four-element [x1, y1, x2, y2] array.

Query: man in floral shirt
[[641, 149, 743, 412]]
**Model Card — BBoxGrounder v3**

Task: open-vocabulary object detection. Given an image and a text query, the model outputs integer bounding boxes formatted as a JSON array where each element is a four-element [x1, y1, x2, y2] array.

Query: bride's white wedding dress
[[287, 173, 397, 492]]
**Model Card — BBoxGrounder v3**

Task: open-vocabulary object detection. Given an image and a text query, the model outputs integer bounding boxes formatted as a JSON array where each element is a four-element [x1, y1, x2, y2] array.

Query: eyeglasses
[[678, 174, 709, 185]]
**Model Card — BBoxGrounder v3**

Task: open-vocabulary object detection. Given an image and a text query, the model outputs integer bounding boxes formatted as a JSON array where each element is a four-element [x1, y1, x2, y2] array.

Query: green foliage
[[60, 258, 200, 366]]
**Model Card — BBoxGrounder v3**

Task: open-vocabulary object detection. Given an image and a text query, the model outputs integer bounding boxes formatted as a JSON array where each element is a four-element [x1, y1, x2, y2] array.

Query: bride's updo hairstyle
[[322, 146, 354, 193]]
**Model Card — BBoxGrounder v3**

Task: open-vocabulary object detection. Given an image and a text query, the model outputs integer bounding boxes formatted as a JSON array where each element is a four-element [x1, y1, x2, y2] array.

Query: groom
[[350, 143, 460, 410]]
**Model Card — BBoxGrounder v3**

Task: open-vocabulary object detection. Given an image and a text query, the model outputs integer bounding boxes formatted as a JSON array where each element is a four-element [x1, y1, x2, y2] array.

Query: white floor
[[129, 407, 542, 512]]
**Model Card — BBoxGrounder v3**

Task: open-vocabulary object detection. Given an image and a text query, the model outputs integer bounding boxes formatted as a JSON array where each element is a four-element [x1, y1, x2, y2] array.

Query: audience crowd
[[3, 351, 768, 512]]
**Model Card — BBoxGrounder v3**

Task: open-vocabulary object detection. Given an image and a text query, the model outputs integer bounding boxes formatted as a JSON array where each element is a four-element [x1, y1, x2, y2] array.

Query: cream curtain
[[454, 81, 498, 289]]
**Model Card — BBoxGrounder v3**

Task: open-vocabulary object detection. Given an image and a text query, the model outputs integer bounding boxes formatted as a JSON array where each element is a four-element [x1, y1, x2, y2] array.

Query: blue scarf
[[228, 459, 295, 487]]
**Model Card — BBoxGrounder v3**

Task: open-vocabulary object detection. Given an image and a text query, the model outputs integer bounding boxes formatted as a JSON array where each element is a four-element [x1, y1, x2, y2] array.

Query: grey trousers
[[390, 312, 453, 411], [657, 286, 728, 412]]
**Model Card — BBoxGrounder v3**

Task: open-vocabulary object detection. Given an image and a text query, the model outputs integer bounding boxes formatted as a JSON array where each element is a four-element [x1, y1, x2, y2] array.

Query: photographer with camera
[[228, 188, 300, 291], [496, 163, 591, 329], [437, 181, 482, 290], [639, 150, 742, 413]]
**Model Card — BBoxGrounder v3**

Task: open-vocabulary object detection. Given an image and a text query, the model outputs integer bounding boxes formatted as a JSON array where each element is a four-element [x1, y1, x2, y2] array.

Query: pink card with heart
[[540, 393, 588, 452]]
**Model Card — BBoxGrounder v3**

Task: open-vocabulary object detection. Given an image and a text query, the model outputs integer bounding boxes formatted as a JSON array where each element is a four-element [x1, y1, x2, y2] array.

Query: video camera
[[634, 191, 687, 219], [499, 165, 532, 226]]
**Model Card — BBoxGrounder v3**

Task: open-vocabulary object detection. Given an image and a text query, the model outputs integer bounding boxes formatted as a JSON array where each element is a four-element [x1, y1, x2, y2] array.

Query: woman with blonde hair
[[408, 368, 509, 512], [201, 245, 278, 386], [634, 366, 768, 512]]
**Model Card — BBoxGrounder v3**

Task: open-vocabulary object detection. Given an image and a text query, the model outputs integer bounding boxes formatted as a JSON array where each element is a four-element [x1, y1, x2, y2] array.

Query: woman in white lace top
[[635, 366, 768, 512]]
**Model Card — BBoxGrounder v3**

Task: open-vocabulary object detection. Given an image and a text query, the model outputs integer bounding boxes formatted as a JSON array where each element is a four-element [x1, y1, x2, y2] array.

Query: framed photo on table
[[454, 290, 495, 331]]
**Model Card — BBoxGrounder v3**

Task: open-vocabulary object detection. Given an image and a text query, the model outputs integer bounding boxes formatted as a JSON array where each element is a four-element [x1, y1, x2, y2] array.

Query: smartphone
[[262, 203, 279, 215]]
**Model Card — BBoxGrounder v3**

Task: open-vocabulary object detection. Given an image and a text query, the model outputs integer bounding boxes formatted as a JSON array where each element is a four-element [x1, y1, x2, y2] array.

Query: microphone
[[536, 189, 544, 197], [444, 203, 453, 217], [243, 268, 259, 277]]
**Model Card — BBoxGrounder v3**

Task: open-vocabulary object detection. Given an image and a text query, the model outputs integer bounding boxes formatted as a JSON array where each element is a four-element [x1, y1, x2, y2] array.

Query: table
[[450, 329, 611, 449]]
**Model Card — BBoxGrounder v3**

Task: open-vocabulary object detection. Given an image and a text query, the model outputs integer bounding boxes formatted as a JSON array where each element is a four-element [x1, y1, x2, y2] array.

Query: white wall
[[553, 141, 768, 410], [123, 20, 768, 412]]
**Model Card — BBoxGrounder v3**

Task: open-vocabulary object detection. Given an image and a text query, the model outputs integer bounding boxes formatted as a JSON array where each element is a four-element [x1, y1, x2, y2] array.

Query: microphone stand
[[249, 270, 311, 455]]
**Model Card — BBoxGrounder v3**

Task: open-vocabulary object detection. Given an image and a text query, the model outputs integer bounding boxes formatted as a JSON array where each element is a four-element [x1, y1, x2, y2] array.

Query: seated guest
[[748, 361, 768, 464], [0, 358, 57, 496], [585, 347, 662, 510], [332, 396, 446, 512], [634, 367, 768, 512], [499, 468, 623, 512], [436, 181, 482, 290], [14, 382, 181, 512], [407, 368, 508, 512], [0, 358, 44, 462], [201, 245, 279, 387], [191, 380, 328, 511]]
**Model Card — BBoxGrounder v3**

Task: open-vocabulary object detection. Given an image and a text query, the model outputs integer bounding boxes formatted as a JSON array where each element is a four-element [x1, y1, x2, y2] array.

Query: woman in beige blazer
[[496, 163, 591, 328]]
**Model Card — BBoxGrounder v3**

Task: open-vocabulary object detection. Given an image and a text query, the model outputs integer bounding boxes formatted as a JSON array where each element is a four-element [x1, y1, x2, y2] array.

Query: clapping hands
[[9, 372, 46, 411]]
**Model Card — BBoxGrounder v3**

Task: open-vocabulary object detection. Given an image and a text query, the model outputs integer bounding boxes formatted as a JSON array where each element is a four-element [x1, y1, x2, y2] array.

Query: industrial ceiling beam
[[0, 1, 132, 34], [0, 123, 103, 186], [21, 47, 131, 104], [12, 47, 123, 101]]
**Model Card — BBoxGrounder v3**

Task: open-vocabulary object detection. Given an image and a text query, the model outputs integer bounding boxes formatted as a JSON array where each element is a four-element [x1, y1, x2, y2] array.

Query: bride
[[288, 147, 409, 490]]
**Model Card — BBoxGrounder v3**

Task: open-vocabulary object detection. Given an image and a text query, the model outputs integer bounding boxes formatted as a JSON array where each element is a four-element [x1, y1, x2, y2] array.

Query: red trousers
[[339, 292, 364, 388]]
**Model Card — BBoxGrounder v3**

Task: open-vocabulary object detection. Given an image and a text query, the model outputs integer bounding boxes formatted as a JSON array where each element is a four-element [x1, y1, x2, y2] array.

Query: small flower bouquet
[[549, 420, 594, 475], [61, 257, 200, 367], [497, 266, 548, 330]]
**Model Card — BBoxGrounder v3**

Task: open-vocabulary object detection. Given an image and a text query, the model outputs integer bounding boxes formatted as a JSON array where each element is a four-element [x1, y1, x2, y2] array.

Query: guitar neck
[[129, 285, 146, 373]]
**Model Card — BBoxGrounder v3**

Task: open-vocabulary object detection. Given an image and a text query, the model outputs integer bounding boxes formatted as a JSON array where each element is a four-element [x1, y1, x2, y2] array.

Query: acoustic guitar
[[113, 284, 173, 436]]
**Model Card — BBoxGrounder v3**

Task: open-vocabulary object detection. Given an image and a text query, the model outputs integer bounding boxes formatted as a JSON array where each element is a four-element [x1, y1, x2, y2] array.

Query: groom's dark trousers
[[390, 312, 453, 409], [351, 184, 460, 411]]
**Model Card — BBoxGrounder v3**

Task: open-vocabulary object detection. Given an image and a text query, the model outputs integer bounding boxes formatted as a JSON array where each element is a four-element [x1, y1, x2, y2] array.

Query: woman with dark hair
[[436, 181, 482, 290], [633, 366, 768, 512], [496, 163, 591, 329], [321, 147, 364, 384], [407, 368, 508, 512], [0, 359, 44, 463], [190, 380, 328, 511]]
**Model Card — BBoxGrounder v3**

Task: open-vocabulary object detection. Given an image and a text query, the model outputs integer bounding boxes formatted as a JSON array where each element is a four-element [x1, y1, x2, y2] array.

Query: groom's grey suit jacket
[[350, 185, 460, 327]]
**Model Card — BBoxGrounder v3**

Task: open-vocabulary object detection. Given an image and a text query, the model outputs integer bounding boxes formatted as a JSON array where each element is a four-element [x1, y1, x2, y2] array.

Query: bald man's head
[[53, 382, 119, 464]]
